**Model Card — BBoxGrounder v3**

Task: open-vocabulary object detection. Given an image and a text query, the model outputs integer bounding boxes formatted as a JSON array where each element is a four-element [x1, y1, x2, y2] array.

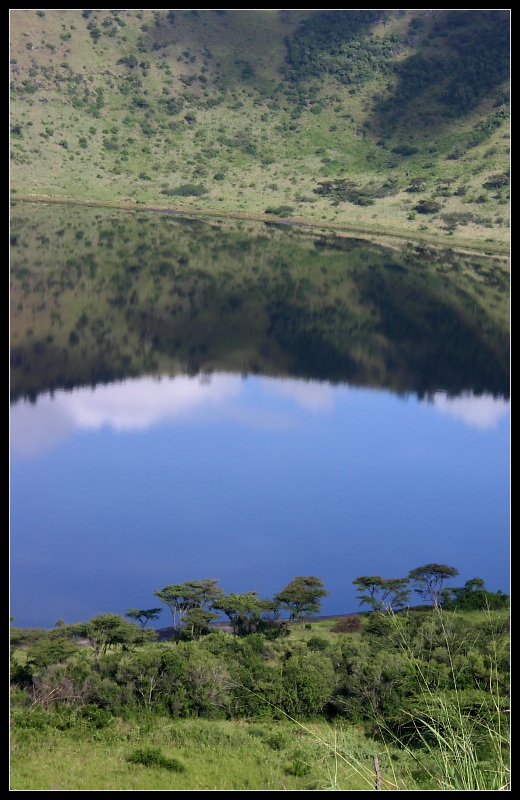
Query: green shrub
[[80, 704, 113, 729], [11, 706, 51, 730], [264, 205, 294, 217], [162, 184, 208, 197], [285, 755, 311, 776], [127, 747, 186, 772], [306, 636, 328, 651], [391, 145, 418, 156], [266, 731, 289, 751], [414, 200, 442, 214]]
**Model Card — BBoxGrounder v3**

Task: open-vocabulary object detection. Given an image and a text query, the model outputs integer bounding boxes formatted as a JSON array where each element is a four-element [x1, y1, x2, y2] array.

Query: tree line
[[100, 562, 508, 647], [10, 563, 508, 651], [9, 578, 509, 752]]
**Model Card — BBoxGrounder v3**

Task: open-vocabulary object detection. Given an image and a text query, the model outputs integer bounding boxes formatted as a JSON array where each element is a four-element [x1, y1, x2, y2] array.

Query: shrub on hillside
[[264, 205, 294, 218], [162, 184, 208, 197], [414, 199, 442, 214]]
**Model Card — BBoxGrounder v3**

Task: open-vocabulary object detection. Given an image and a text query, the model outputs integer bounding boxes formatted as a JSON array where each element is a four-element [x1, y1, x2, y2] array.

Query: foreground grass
[[371, 606, 511, 791], [10, 716, 431, 791], [13, 701, 505, 791]]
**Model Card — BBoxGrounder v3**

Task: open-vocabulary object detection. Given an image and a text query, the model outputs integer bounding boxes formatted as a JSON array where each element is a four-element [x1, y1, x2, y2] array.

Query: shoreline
[[11, 193, 510, 260]]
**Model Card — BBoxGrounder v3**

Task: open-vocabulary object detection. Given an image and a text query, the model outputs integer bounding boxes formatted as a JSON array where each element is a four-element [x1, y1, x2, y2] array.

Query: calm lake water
[[10, 204, 510, 628]]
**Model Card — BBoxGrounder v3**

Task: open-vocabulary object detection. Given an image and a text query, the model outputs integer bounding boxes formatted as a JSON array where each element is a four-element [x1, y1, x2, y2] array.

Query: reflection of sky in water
[[10, 376, 510, 629], [10, 375, 509, 458]]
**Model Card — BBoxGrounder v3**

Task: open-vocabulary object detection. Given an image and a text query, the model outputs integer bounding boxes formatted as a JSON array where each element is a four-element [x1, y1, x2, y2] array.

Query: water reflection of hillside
[[10, 203, 510, 403]]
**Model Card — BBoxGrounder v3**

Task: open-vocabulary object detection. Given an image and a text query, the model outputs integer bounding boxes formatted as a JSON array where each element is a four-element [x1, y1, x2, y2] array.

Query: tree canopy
[[442, 577, 509, 611], [212, 591, 276, 636], [274, 576, 329, 626], [125, 608, 163, 628], [154, 580, 223, 630], [408, 563, 459, 608], [82, 613, 156, 658], [353, 576, 411, 611]]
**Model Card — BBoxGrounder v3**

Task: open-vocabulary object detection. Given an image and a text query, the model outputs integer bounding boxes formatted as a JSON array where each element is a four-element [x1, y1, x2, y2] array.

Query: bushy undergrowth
[[10, 606, 509, 790], [127, 747, 186, 772]]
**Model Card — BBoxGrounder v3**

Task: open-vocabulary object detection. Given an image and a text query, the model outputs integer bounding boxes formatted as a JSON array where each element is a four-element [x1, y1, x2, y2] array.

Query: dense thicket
[[11, 607, 509, 735], [284, 10, 391, 86]]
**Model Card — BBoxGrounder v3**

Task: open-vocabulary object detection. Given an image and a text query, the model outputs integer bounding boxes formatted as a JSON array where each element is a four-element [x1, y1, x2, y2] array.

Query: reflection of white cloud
[[11, 377, 508, 462], [9, 398, 76, 459], [10, 374, 243, 458], [10, 374, 311, 459], [427, 392, 510, 429], [261, 376, 336, 412], [66, 374, 243, 430]]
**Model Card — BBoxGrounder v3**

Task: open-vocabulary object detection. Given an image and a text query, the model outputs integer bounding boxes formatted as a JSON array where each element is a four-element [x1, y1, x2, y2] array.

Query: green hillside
[[10, 9, 510, 251]]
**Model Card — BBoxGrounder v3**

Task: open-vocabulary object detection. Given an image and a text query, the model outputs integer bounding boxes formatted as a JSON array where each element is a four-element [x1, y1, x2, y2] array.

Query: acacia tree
[[183, 607, 220, 639], [274, 576, 328, 627], [408, 563, 459, 608], [82, 613, 155, 659], [154, 579, 223, 631], [353, 576, 411, 612], [125, 608, 163, 628], [212, 591, 275, 636]]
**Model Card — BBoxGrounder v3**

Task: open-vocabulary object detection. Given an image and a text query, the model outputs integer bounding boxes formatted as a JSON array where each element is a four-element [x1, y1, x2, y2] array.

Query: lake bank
[[11, 193, 510, 259]]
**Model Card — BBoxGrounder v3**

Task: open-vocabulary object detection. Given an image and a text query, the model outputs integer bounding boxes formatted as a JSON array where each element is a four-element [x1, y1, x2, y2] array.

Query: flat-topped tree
[[408, 563, 459, 608], [125, 608, 163, 628], [183, 607, 220, 639], [353, 576, 411, 612], [82, 613, 156, 659], [154, 579, 223, 631], [212, 591, 275, 636], [274, 576, 328, 627]]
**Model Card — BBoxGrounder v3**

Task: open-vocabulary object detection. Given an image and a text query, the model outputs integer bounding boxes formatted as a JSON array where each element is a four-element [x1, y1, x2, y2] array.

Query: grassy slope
[[9, 9, 510, 253]]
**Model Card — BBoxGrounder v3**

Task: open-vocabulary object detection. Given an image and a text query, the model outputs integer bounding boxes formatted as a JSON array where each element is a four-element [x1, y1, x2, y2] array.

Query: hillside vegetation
[[10, 9, 510, 252]]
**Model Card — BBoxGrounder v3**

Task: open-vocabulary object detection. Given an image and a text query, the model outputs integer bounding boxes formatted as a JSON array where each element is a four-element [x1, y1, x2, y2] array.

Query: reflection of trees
[[355, 269, 510, 397], [10, 204, 510, 403], [266, 299, 361, 383]]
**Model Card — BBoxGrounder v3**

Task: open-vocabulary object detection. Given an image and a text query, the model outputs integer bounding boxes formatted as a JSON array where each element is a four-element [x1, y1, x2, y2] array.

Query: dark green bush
[[266, 731, 289, 751], [391, 145, 418, 156], [414, 199, 442, 214], [264, 205, 294, 217], [80, 704, 113, 728], [162, 184, 208, 197], [127, 747, 185, 772], [306, 636, 329, 651], [285, 755, 311, 776]]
